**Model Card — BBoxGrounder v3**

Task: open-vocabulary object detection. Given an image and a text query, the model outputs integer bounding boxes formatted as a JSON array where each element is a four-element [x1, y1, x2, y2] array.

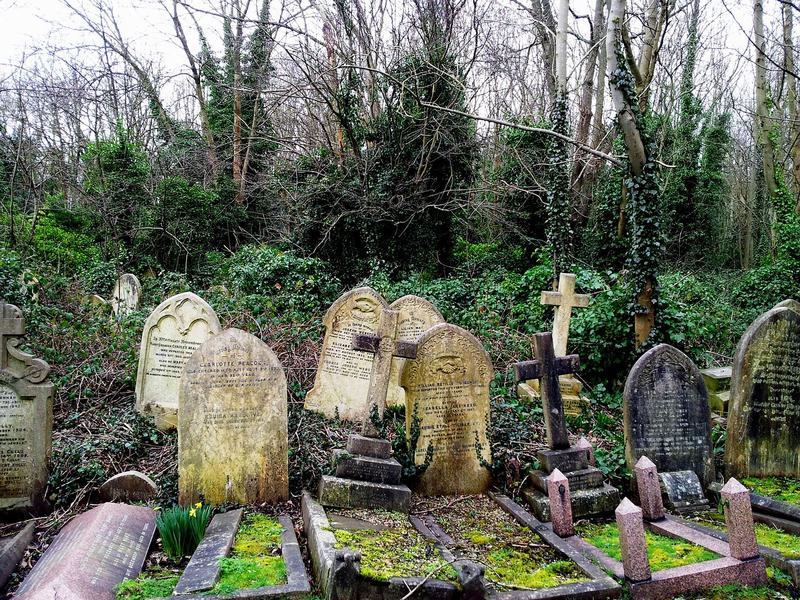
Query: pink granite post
[[634, 456, 664, 521], [576, 436, 595, 466], [547, 468, 574, 537], [721, 478, 759, 560], [615, 497, 651, 583]]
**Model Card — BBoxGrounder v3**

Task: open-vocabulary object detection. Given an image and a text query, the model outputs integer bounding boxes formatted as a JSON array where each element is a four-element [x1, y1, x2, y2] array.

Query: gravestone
[[304, 287, 389, 422], [386, 295, 444, 408], [0, 301, 53, 514], [401, 323, 493, 496], [701, 366, 732, 414], [98, 471, 158, 502], [775, 298, 800, 313], [135, 292, 221, 430], [110, 273, 141, 319], [726, 305, 800, 478], [514, 332, 619, 520], [624, 344, 714, 505], [179, 328, 288, 506], [15, 503, 155, 600], [519, 273, 591, 416]]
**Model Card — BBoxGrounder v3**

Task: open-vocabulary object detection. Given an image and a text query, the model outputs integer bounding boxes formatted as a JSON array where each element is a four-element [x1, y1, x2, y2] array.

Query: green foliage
[[384, 405, 434, 481], [156, 503, 212, 560], [0, 248, 30, 305], [546, 92, 573, 275], [116, 573, 179, 600], [583, 139, 627, 270]]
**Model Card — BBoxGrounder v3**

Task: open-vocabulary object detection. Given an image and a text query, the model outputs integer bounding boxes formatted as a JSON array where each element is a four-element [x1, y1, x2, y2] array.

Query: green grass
[[115, 572, 179, 599], [742, 477, 800, 506], [577, 522, 720, 572], [697, 511, 800, 559]]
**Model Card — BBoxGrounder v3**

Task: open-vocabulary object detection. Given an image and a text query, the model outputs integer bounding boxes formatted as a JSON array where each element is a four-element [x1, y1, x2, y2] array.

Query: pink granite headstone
[[547, 468, 574, 537], [576, 436, 595, 466], [721, 478, 759, 560], [15, 503, 156, 600], [615, 497, 651, 583], [634, 456, 664, 521]]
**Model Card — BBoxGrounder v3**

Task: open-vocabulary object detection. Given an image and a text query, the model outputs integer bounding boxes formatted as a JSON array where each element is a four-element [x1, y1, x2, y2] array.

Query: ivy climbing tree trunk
[[607, 0, 661, 347], [783, 2, 800, 210], [754, 0, 778, 201]]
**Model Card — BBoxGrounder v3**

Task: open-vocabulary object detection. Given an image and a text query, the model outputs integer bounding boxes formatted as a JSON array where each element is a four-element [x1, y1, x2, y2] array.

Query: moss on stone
[[742, 477, 800, 506], [577, 522, 719, 571], [115, 572, 179, 599]]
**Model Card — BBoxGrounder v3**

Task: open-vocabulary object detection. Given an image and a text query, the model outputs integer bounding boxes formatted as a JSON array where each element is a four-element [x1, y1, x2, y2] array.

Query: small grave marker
[[110, 273, 141, 319]]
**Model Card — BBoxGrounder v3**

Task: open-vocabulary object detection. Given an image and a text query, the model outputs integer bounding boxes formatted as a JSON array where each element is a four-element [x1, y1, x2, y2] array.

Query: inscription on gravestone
[[16, 503, 155, 600], [135, 292, 221, 429], [624, 344, 714, 488], [727, 306, 800, 478], [402, 323, 493, 496], [179, 328, 288, 506], [304, 288, 389, 422]]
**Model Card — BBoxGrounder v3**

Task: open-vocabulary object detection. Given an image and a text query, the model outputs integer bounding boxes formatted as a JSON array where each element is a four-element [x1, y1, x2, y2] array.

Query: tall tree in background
[[753, 0, 777, 203]]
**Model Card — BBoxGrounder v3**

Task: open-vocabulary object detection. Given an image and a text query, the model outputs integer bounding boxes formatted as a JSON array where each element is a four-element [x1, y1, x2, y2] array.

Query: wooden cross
[[352, 309, 417, 438], [513, 332, 580, 450], [541, 273, 590, 357], [0, 301, 24, 372]]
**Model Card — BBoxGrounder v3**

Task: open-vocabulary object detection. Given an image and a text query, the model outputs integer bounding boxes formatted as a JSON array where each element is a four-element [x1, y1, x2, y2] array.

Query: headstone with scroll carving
[[135, 292, 221, 430], [726, 306, 800, 478], [401, 323, 493, 496], [15, 503, 155, 600], [178, 328, 288, 506], [304, 287, 389, 422], [0, 300, 53, 514]]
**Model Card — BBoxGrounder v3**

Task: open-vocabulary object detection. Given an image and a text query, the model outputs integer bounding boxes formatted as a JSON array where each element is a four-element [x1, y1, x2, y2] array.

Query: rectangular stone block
[[345, 434, 391, 459], [523, 483, 619, 521], [659, 470, 708, 512], [531, 467, 604, 493], [333, 450, 402, 485], [174, 508, 243, 594], [538, 446, 590, 473], [318, 475, 411, 513]]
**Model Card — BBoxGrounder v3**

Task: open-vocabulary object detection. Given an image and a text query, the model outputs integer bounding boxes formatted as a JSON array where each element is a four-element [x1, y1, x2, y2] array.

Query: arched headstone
[[110, 273, 141, 319]]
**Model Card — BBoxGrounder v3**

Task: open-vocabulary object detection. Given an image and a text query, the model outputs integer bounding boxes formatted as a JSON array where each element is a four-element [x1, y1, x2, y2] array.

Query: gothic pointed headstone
[[0, 301, 53, 514], [514, 332, 619, 519], [304, 287, 389, 422], [135, 292, 221, 430]]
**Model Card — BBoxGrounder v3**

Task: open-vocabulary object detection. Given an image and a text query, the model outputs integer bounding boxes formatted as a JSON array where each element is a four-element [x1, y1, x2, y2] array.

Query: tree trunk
[[754, 0, 778, 200], [783, 3, 800, 211], [531, 0, 558, 105]]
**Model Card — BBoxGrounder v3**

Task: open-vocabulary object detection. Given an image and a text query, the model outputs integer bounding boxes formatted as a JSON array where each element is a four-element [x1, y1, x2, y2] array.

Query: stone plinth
[[333, 451, 402, 485], [547, 469, 574, 538], [523, 483, 620, 522], [701, 366, 732, 414], [318, 476, 411, 513]]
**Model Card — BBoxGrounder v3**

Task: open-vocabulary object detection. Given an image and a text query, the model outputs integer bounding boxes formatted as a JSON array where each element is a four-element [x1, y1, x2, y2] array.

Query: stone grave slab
[[15, 503, 155, 600], [304, 287, 389, 422], [726, 305, 800, 478], [175, 509, 243, 594], [135, 292, 221, 430], [111, 273, 141, 319], [701, 366, 731, 414], [0, 301, 54, 514], [178, 328, 288, 506], [98, 471, 158, 502], [401, 323, 493, 496], [386, 295, 444, 408], [0, 521, 34, 588], [624, 344, 714, 501]]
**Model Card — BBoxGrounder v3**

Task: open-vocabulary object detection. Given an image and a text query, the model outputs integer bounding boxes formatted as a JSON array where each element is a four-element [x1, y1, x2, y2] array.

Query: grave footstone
[[135, 292, 221, 430], [514, 332, 619, 520], [726, 305, 800, 478], [624, 344, 714, 511], [98, 471, 158, 502], [15, 503, 155, 600], [386, 295, 444, 408], [401, 323, 493, 496], [0, 301, 53, 514], [304, 287, 389, 422], [110, 274, 141, 320], [518, 273, 591, 416], [179, 328, 288, 506]]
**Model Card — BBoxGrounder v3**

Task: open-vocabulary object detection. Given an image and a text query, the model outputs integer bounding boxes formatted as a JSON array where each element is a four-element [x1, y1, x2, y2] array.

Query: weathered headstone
[[701, 366, 732, 414], [775, 298, 800, 313], [15, 503, 155, 600], [178, 328, 288, 506], [0, 301, 53, 514], [386, 295, 444, 408], [519, 273, 591, 416], [110, 273, 141, 319], [514, 332, 619, 519], [98, 471, 158, 502], [624, 344, 714, 504], [304, 287, 389, 422], [726, 305, 800, 478], [135, 292, 221, 430], [401, 323, 493, 496]]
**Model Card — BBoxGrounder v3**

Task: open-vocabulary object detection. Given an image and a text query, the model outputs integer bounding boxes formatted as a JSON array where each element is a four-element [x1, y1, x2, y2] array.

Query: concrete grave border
[[159, 514, 310, 599]]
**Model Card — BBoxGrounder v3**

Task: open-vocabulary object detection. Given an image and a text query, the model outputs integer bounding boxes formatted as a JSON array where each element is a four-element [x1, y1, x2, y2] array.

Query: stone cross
[[0, 301, 24, 372], [513, 332, 580, 450], [352, 309, 417, 437], [541, 273, 590, 357]]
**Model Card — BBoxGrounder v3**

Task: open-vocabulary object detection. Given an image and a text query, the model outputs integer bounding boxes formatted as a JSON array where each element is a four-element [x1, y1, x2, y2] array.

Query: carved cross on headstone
[[541, 273, 590, 357], [0, 301, 24, 373], [352, 309, 417, 437], [513, 332, 580, 450]]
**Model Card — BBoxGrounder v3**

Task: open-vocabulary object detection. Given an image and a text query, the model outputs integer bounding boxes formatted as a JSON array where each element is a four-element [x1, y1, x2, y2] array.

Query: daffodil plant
[[156, 502, 213, 560]]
